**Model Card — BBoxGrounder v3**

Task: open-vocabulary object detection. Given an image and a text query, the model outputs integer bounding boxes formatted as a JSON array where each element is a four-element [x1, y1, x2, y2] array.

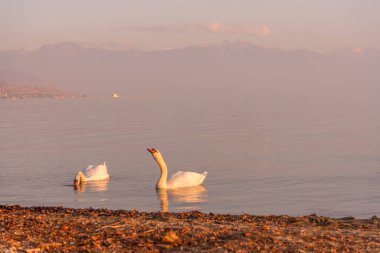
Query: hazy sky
[[1, 0, 379, 52]]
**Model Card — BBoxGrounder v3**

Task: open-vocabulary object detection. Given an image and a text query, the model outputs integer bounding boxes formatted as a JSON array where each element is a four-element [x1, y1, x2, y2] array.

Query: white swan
[[147, 148, 208, 189], [74, 162, 110, 186]]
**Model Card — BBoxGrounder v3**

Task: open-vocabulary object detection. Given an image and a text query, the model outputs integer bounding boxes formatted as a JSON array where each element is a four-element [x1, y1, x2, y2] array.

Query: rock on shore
[[1, 205, 380, 252]]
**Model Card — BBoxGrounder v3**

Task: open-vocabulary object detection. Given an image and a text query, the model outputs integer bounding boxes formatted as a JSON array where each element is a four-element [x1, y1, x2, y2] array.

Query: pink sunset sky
[[1, 0, 379, 52]]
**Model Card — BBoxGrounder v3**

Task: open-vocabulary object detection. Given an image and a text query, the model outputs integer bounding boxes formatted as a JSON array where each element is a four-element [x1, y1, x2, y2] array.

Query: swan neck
[[77, 172, 86, 184], [155, 154, 168, 189]]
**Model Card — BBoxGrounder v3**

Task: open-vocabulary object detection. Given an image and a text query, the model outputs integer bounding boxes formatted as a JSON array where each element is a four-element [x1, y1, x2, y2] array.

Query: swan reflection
[[74, 178, 109, 192], [157, 185, 207, 212]]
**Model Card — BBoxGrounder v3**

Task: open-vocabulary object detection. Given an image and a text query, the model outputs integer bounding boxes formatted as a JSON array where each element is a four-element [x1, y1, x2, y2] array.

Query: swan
[[147, 148, 208, 189], [74, 162, 110, 186]]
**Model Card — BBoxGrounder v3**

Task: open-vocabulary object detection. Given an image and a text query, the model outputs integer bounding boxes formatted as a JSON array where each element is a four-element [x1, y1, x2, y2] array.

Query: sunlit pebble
[[61, 225, 69, 231], [162, 231, 179, 243]]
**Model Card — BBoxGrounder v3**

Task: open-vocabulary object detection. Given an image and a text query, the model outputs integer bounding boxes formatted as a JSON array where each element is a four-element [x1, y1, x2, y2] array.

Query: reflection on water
[[74, 179, 110, 193], [157, 186, 207, 212]]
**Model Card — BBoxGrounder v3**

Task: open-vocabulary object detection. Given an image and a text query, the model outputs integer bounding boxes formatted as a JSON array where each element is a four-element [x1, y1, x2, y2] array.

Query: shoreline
[[1, 205, 380, 252]]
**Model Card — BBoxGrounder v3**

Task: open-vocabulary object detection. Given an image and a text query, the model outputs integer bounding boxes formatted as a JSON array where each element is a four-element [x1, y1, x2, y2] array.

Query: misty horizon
[[1, 40, 379, 104], [2, 1, 379, 101], [1, 40, 379, 57]]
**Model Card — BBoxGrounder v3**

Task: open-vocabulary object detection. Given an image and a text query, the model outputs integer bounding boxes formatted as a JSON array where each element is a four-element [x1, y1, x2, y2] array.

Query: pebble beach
[[1, 205, 380, 252]]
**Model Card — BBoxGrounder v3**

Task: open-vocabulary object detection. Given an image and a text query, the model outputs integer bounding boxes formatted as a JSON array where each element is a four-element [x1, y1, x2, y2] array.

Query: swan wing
[[82, 163, 109, 181], [167, 171, 207, 188], [169, 171, 185, 179]]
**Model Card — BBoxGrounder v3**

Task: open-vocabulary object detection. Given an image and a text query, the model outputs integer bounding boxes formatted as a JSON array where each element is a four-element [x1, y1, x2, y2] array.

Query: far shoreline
[[0, 82, 85, 99], [1, 204, 379, 252]]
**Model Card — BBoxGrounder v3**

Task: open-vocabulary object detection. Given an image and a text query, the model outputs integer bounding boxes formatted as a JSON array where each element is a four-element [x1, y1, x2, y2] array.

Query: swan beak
[[74, 180, 79, 186], [147, 148, 158, 153]]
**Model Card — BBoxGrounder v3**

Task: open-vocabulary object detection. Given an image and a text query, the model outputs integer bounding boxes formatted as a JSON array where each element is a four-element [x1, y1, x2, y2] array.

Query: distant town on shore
[[0, 82, 84, 99]]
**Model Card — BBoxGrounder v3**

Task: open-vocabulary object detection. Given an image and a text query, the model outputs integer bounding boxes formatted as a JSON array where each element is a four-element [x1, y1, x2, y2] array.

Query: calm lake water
[[1, 95, 379, 218]]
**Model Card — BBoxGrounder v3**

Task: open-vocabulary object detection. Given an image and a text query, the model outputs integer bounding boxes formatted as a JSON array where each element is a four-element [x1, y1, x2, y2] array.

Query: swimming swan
[[74, 162, 110, 186], [147, 148, 208, 189]]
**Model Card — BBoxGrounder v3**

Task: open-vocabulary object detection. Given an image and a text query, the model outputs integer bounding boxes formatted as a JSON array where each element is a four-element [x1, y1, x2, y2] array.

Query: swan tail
[[197, 171, 208, 185]]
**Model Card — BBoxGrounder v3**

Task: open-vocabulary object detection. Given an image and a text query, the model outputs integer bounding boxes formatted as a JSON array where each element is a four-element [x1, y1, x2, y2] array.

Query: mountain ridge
[[0, 41, 378, 99]]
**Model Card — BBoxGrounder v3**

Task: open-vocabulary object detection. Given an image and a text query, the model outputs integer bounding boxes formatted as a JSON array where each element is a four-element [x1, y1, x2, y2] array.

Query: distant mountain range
[[0, 41, 379, 101]]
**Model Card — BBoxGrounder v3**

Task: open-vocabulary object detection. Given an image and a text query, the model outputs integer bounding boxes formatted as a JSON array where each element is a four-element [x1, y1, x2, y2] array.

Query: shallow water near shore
[[1, 95, 380, 218]]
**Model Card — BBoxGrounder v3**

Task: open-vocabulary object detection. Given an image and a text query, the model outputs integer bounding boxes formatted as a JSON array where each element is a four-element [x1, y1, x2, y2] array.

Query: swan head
[[74, 171, 84, 186], [147, 147, 158, 153], [146, 148, 160, 157], [147, 147, 161, 159]]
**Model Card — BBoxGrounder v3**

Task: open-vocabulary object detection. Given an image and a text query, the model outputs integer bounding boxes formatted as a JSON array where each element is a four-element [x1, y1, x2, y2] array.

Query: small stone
[[61, 225, 69, 231], [163, 231, 179, 243]]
